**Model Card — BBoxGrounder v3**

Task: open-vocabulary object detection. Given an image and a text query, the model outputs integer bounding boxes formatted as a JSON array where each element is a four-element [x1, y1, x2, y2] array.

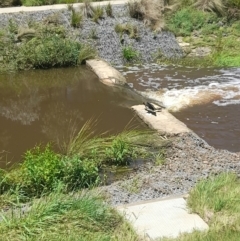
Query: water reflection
[[0, 67, 144, 168]]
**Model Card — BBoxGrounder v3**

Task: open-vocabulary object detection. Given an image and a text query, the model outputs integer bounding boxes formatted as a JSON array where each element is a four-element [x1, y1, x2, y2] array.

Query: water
[[118, 64, 240, 152], [0, 67, 144, 168]]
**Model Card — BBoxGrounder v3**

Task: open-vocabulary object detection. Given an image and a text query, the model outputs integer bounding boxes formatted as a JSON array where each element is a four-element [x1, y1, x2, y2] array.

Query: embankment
[[0, 1, 183, 66]]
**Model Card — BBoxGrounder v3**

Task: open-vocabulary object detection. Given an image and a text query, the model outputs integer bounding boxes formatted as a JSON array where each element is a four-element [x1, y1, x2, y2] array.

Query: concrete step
[[117, 195, 208, 240]]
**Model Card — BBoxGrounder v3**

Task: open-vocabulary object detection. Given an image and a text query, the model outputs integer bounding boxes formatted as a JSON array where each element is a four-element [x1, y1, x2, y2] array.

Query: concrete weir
[[86, 59, 127, 86], [87, 59, 191, 135], [88, 59, 208, 240], [132, 105, 190, 135]]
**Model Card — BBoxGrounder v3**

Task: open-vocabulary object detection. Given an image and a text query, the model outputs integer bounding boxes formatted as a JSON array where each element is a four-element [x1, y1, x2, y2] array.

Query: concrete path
[[0, 0, 127, 13], [132, 105, 191, 135], [118, 195, 208, 240]]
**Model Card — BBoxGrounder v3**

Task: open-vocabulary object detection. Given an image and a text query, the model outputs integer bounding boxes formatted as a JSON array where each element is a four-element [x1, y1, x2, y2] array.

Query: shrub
[[122, 46, 139, 61], [21, 144, 64, 195], [63, 155, 100, 189], [17, 35, 81, 69]]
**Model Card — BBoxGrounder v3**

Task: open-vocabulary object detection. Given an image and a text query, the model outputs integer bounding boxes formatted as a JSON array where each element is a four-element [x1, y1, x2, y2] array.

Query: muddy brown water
[[118, 64, 240, 152], [0, 66, 145, 169]]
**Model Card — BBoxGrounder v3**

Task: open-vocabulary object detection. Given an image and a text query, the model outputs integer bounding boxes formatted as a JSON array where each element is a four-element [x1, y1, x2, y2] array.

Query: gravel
[[100, 132, 240, 206], [0, 4, 183, 65]]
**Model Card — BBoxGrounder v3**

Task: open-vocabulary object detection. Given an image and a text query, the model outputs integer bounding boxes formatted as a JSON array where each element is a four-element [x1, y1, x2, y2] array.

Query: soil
[[101, 132, 240, 206]]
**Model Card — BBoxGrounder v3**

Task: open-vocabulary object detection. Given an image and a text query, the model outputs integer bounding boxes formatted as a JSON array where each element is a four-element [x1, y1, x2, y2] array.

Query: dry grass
[[127, 0, 165, 31], [193, 0, 226, 16]]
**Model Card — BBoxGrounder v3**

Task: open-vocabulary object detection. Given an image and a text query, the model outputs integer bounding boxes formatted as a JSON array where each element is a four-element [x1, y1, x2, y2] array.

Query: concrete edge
[[86, 59, 127, 86], [0, 0, 128, 14], [117, 193, 189, 208]]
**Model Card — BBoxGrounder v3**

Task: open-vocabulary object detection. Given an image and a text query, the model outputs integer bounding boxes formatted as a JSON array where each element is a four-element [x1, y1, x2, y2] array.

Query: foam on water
[[119, 65, 240, 111]]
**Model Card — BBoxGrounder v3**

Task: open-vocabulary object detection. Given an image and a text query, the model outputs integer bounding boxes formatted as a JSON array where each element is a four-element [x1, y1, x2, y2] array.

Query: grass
[[0, 190, 138, 241], [71, 8, 83, 28], [160, 172, 240, 241], [166, 7, 218, 37], [115, 23, 139, 40], [105, 2, 113, 17]]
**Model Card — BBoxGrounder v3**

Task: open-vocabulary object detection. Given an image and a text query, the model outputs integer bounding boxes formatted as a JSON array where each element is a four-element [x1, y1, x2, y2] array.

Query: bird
[[143, 102, 162, 116]]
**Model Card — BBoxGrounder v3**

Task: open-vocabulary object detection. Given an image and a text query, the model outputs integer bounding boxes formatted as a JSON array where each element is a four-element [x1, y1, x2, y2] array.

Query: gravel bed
[[101, 132, 240, 206], [0, 5, 183, 65]]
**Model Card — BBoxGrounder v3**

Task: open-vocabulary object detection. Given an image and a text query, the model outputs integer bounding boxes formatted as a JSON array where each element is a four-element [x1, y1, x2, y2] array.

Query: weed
[[122, 46, 139, 61], [105, 2, 113, 17], [120, 175, 143, 193], [154, 151, 166, 166], [18, 35, 82, 69]]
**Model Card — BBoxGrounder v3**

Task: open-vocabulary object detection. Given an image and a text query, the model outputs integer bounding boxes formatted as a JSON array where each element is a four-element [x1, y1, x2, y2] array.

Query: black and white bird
[[143, 102, 162, 116]]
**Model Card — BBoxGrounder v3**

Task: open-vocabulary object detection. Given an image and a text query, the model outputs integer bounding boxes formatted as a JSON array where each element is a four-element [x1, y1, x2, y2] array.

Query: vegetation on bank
[[0, 121, 167, 205], [0, 190, 138, 241], [0, 122, 167, 240], [127, 0, 240, 67], [161, 172, 240, 241], [0, 17, 97, 72]]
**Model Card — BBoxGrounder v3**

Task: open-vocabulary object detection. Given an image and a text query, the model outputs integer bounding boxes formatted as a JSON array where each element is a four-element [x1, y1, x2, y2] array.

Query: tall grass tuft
[[127, 0, 165, 31], [0, 191, 130, 240]]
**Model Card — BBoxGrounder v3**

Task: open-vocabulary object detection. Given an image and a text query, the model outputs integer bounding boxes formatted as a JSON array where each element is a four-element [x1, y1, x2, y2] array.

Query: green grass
[[0, 190, 138, 241], [122, 46, 140, 62], [0, 22, 96, 72], [167, 7, 218, 36], [160, 173, 240, 241]]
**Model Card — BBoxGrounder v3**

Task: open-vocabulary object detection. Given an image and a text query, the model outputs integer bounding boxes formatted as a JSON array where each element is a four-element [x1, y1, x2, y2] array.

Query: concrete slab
[[132, 105, 191, 135], [118, 197, 208, 240]]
